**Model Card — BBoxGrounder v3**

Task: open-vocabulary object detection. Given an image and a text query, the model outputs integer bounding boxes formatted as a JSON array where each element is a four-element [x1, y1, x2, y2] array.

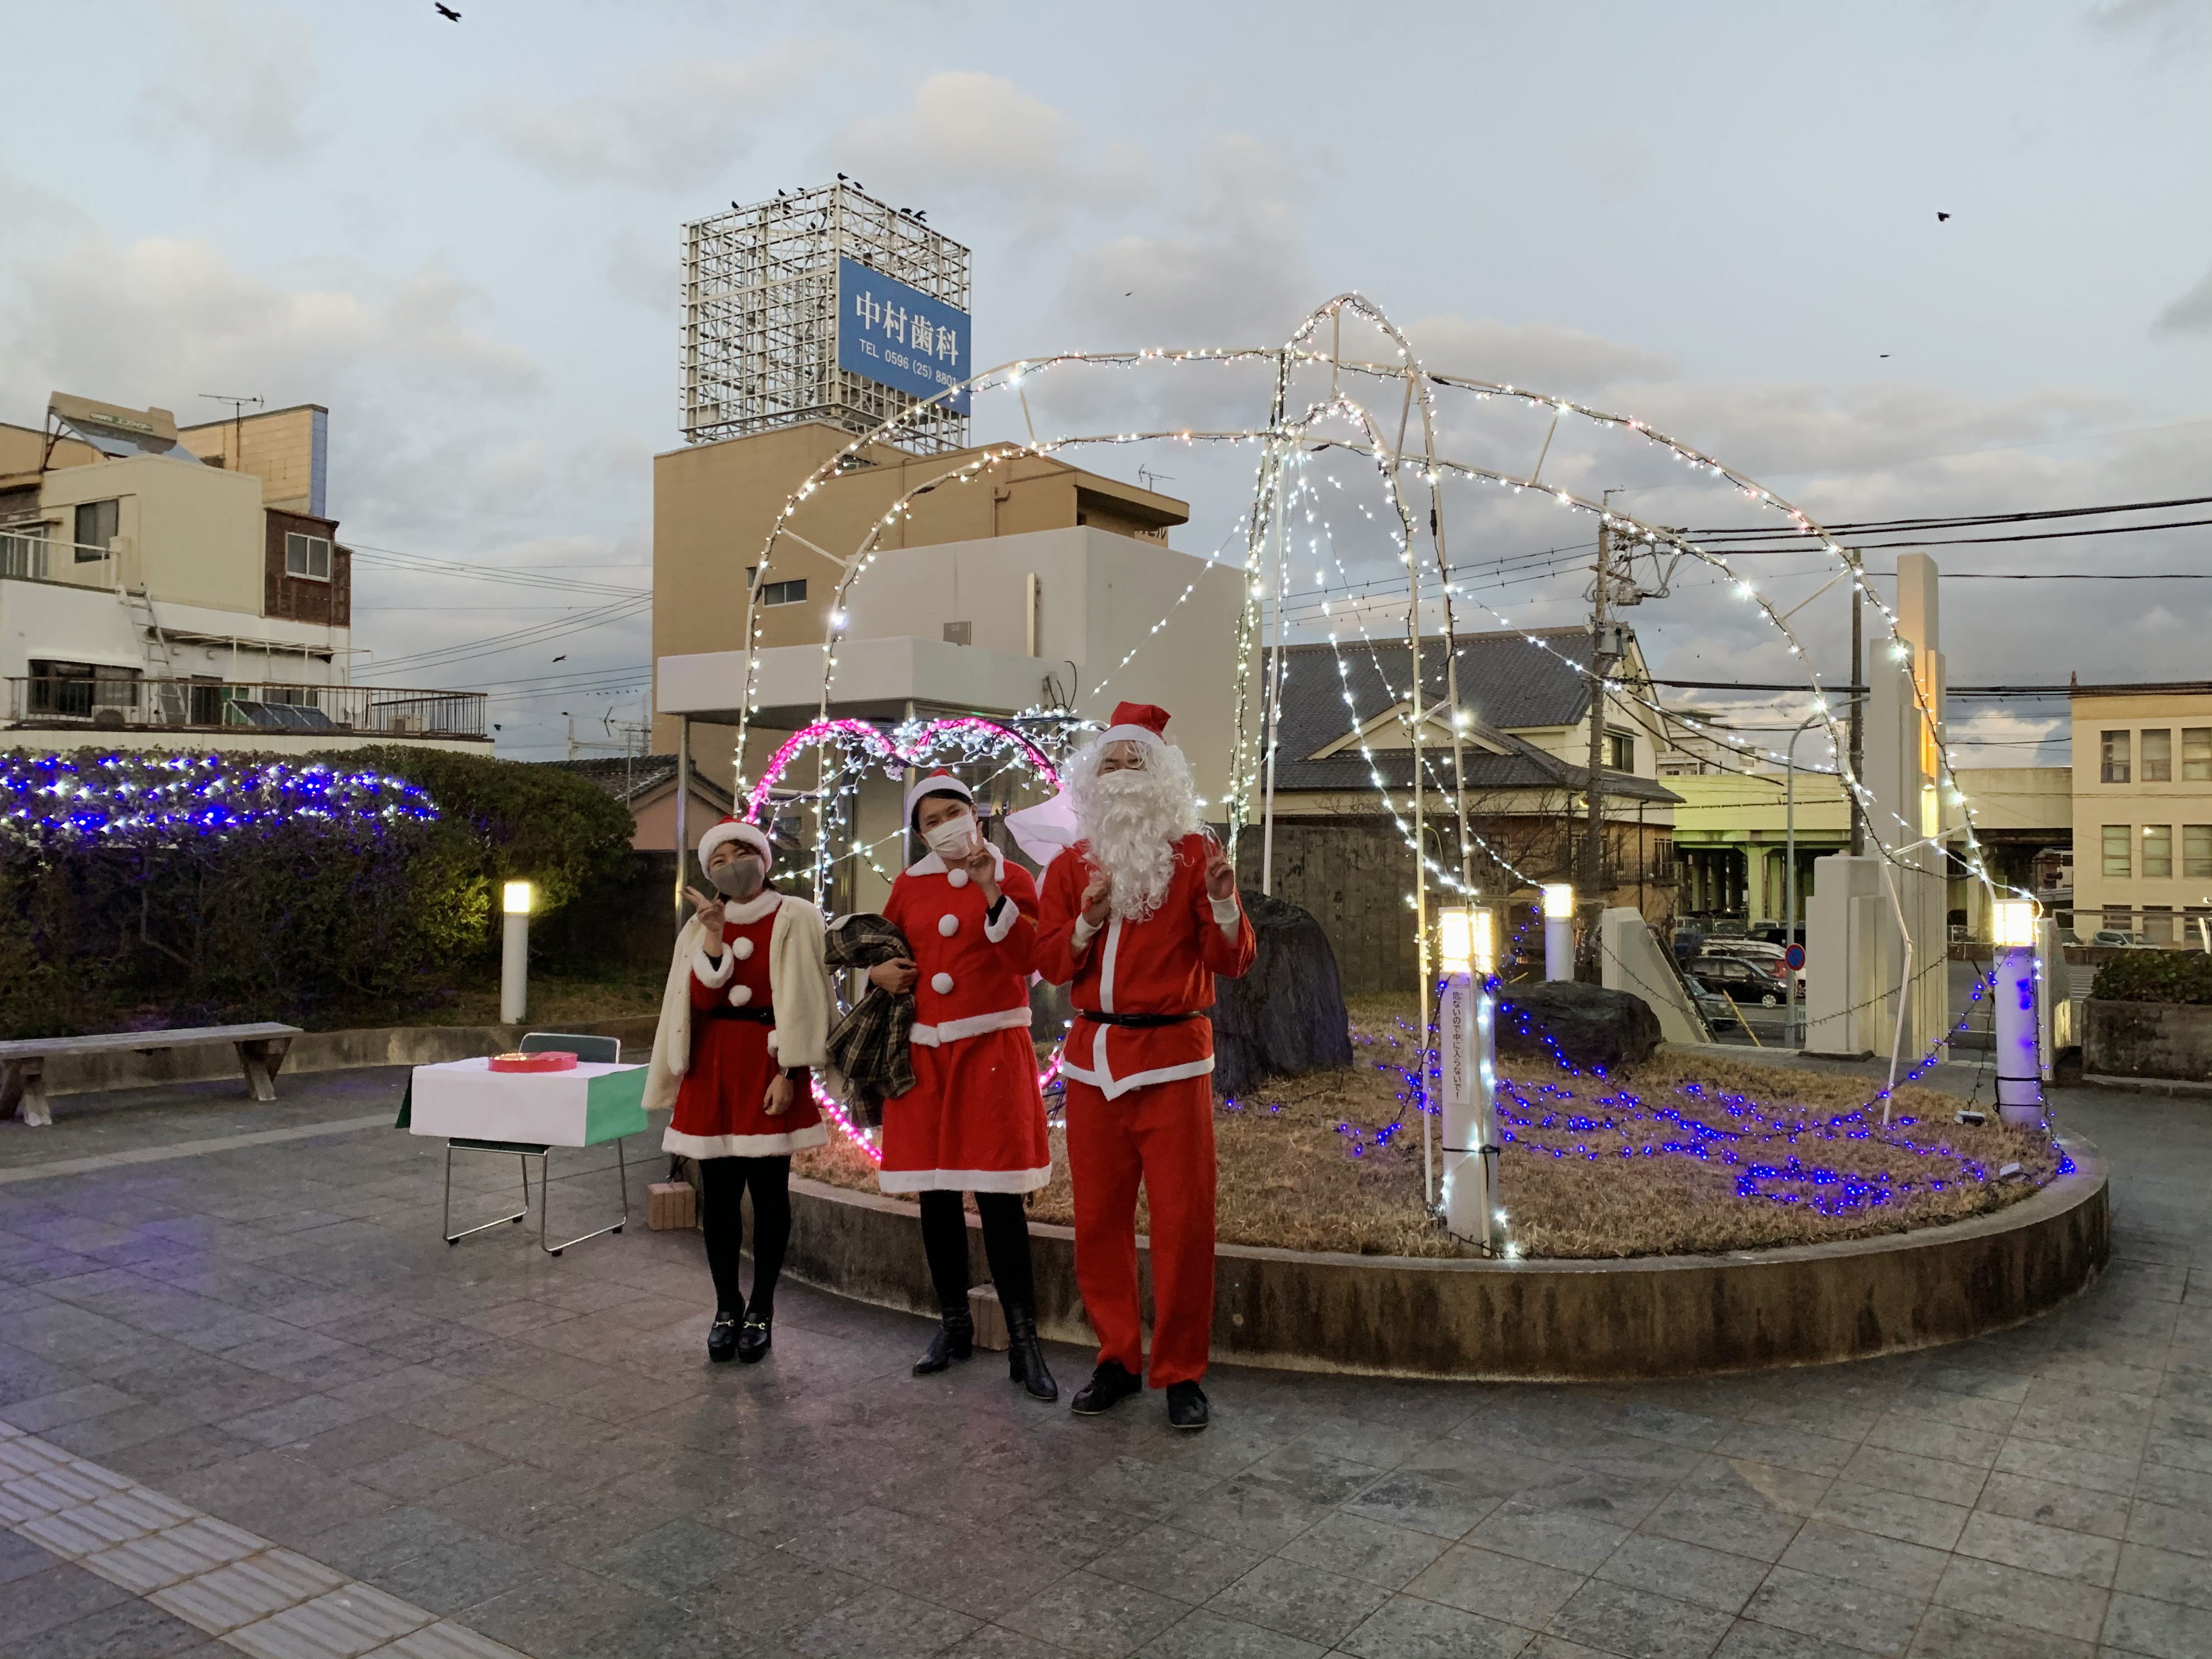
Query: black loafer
[[1165, 1381, 1209, 1432], [736, 1317, 771, 1363], [707, 1311, 739, 1364], [1070, 1359, 1142, 1416]]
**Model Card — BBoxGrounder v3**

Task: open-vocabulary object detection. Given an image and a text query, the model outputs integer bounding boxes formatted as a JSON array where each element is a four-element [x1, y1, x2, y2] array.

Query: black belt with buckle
[[702, 1005, 777, 1024], [1075, 1009, 1198, 1028]]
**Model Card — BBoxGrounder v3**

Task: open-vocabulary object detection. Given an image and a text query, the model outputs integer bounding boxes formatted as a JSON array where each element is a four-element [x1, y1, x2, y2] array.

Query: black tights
[[698, 1155, 790, 1319], [917, 1190, 1036, 1313]]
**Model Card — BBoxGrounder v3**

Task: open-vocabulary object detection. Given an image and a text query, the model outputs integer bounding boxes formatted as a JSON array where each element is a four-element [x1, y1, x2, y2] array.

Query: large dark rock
[[1209, 890, 1354, 1097], [1494, 980, 1662, 1073]]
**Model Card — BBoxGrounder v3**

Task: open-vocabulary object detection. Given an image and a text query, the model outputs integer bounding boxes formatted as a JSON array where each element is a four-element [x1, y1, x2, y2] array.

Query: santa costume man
[[871, 772, 1057, 1401], [1036, 703, 1254, 1431], [644, 817, 831, 1364]]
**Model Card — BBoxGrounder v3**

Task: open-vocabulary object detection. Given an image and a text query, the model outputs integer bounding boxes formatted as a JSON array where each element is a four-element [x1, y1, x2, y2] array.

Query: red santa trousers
[[1064, 1073, 1216, 1388]]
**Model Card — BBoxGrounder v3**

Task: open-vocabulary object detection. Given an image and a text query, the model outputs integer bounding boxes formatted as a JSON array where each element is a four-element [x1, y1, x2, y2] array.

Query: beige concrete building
[[1, 393, 483, 754], [2069, 684, 2212, 945], [653, 421, 1244, 915]]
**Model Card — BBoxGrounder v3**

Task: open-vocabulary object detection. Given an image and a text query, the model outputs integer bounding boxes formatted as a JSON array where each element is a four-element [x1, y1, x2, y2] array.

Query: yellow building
[[652, 421, 1245, 913], [2070, 684, 2212, 945], [0, 393, 483, 754]]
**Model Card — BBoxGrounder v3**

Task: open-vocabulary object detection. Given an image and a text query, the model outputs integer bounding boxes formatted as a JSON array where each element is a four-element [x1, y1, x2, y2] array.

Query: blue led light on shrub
[[1, 753, 437, 849]]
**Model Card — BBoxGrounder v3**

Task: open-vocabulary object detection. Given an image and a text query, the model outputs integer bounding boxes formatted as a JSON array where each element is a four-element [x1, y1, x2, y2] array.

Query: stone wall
[[1235, 821, 1418, 994], [2084, 999, 2212, 1081]]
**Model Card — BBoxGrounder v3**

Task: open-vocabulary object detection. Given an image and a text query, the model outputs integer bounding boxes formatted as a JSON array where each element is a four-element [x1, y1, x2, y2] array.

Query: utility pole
[[1848, 572, 1865, 855], [1579, 495, 1618, 938]]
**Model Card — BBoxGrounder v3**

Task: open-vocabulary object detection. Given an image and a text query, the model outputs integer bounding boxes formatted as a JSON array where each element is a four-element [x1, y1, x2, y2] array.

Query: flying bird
[[1880, 353, 1891, 358], [552, 655, 566, 663], [1937, 211, 1950, 222], [433, 2, 460, 18]]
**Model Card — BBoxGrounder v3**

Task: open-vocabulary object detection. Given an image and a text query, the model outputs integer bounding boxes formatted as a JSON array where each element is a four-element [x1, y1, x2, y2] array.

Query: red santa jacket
[[1035, 834, 1257, 1099], [887, 844, 1040, 1045]]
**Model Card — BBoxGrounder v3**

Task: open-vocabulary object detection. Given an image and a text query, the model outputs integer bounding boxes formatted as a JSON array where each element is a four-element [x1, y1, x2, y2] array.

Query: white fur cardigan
[[642, 890, 834, 1116]]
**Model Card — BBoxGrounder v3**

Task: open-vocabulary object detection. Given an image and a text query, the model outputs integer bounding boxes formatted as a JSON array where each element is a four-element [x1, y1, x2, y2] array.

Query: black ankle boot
[[707, 1310, 739, 1363], [736, 1313, 771, 1363], [913, 1305, 974, 1375], [1003, 1305, 1058, 1403]]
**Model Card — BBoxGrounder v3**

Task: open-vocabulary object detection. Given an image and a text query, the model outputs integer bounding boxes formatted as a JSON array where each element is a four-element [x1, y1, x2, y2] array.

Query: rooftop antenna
[[196, 394, 264, 470]]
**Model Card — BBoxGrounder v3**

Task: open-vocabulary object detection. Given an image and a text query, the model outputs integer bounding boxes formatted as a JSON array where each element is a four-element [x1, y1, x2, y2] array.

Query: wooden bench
[[0, 1023, 304, 1127]]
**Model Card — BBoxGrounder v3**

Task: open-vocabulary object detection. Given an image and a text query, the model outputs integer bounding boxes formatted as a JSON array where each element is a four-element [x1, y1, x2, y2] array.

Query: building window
[[74, 499, 119, 562], [1607, 730, 1635, 771], [2142, 905, 2174, 945], [743, 567, 806, 606], [2142, 729, 2172, 782], [284, 533, 331, 580], [2102, 824, 2131, 878], [2099, 731, 2130, 784], [1652, 837, 1675, 878], [2143, 824, 2172, 879], [2184, 728, 2211, 781], [2187, 826, 2212, 880]]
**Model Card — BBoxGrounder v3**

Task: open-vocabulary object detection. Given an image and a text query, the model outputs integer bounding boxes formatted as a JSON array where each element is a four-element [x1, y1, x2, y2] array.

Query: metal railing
[[0, 527, 50, 580], [4, 676, 487, 739]]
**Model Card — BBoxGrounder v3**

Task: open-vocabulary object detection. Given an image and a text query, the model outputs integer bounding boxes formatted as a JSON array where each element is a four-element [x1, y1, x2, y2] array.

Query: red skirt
[[877, 1028, 1051, 1194], [664, 1015, 825, 1160]]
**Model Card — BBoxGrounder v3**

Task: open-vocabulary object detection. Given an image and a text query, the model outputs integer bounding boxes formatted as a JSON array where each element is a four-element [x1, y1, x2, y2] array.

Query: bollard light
[[1990, 899, 2042, 1127], [500, 882, 533, 1024], [1437, 906, 1504, 1255], [1993, 900, 2035, 948], [1541, 883, 1575, 982]]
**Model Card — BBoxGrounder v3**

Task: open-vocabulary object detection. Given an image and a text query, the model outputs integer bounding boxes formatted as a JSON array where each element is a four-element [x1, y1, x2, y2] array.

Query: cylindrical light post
[[1992, 900, 2042, 1128], [1542, 883, 1575, 983], [1437, 906, 1505, 1255], [501, 881, 533, 1025]]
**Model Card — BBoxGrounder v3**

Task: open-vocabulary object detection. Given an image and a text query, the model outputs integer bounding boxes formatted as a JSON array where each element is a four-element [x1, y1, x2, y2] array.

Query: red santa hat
[[1099, 701, 1172, 752], [902, 769, 975, 821], [697, 815, 772, 866]]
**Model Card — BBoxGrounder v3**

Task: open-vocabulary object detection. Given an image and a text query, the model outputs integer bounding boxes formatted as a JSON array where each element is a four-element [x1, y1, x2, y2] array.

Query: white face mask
[[922, 812, 979, 859]]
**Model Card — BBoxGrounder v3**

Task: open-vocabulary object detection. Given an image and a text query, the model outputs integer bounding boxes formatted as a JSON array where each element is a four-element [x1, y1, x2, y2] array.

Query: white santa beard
[[1079, 768, 1198, 922]]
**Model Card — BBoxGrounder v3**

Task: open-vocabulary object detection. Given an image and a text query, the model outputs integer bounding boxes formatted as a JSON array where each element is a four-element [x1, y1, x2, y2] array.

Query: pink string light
[[744, 715, 1060, 823]]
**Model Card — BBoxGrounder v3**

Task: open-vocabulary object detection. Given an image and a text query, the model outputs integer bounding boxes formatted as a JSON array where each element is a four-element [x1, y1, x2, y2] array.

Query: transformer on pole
[[681, 183, 972, 454]]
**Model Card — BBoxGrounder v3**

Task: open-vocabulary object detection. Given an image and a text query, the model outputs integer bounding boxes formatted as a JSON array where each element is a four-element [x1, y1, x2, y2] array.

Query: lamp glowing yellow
[[1541, 882, 1573, 916], [1438, 907, 1496, 977], [502, 881, 534, 916], [1992, 900, 2036, 948]]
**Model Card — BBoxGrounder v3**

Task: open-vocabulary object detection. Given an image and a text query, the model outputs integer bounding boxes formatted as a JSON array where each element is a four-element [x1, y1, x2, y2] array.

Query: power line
[[1691, 493, 2212, 538]]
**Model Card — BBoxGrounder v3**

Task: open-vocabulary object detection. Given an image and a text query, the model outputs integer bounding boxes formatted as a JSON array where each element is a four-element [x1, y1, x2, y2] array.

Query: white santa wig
[[1063, 722, 1204, 923]]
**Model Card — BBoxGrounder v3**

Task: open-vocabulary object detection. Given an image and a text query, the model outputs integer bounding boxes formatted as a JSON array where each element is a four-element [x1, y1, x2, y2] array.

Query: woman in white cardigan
[[645, 817, 831, 1363]]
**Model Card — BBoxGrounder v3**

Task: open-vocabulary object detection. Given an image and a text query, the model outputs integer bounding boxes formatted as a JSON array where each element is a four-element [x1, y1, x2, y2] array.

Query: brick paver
[[0, 1062, 2204, 1658]]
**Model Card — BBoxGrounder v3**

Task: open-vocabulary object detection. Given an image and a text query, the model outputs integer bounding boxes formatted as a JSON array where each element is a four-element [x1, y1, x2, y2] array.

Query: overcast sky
[[2, 0, 2206, 765]]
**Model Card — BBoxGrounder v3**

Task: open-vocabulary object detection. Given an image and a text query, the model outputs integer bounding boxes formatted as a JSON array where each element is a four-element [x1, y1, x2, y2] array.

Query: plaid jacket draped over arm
[[823, 912, 916, 1124]]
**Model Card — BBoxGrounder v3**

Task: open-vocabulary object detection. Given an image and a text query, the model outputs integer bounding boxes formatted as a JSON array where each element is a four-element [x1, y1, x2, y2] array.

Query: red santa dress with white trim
[[876, 848, 1051, 1194], [668, 893, 827, 1159]]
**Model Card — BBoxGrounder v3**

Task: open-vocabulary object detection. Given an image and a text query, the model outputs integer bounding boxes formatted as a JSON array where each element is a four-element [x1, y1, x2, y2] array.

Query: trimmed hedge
[[0, 747, 635, 1037], [2089, 951, 2212, 1007]]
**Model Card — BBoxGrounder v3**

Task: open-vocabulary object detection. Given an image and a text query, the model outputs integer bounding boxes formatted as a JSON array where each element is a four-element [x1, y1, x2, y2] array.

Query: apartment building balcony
[[4, 674, 487, 743]]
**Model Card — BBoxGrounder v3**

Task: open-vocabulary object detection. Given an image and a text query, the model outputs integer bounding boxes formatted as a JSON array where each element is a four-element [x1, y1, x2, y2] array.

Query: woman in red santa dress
[[1035, 703, 1254, 1432], [644, 817, 832, 1364], [869, 772, 1058, 1401]]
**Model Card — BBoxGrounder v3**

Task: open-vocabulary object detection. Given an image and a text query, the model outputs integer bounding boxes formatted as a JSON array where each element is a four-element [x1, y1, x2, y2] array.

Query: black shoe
[[1004, 1306, 1058, 1403], [914, 1306, 974, 1375], [1070, 1359, 1142, 1416], [736, 1316, 771, 1363], [707, 1310, 740, 1363], [1165, 1381, 1209, 1432]]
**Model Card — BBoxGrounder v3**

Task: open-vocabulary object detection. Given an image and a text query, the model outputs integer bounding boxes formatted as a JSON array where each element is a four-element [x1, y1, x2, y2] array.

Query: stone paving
[[0, 1062, 2205, 1659]]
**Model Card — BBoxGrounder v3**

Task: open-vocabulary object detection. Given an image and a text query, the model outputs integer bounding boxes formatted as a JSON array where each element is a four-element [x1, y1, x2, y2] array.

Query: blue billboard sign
[[837, 255, 971, 414]]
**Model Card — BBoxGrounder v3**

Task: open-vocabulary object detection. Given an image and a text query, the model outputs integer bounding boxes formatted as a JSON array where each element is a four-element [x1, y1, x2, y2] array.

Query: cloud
[[2086, 0, 2210, 50], [1410, 315, 1679, 396], [2152, 261, 2212, 337], [142, 0, 317, 156], [829, 72, 1154, 240], [471, 43, 823, 187]]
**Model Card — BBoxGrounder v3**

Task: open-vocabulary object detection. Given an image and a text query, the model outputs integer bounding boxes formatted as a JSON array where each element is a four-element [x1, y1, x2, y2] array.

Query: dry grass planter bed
[[797, 1011, 2060, 1261]]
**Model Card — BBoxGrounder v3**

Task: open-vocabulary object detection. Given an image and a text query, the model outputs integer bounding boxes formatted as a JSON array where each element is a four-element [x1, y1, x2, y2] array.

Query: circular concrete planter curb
[[777, 1136, 2109, 1381]]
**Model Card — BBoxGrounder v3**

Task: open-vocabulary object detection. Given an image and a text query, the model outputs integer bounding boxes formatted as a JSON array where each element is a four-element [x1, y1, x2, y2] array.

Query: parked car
[[1689, 983, 1741, 1031], [1696, 938, 1803, 996], [2089, 929, 2151, 949], [1688, 955, 1790, 1007]]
